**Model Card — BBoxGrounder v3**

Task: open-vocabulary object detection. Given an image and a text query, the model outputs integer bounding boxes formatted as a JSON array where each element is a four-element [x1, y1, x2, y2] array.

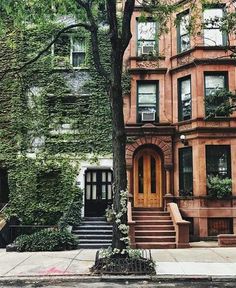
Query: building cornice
[[128, 68, 168, 74]]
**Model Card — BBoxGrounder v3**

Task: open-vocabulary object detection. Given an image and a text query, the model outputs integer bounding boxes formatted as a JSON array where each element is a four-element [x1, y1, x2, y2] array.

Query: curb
[[0, 274, 236, 285]]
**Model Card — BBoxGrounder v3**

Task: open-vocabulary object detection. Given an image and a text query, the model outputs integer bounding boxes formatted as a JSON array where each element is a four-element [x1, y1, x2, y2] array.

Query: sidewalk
[[0, 245, 236, 281]]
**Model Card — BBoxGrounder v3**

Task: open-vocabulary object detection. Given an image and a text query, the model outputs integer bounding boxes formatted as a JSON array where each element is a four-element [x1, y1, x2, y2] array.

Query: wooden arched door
[[134, 148, 162, 207]]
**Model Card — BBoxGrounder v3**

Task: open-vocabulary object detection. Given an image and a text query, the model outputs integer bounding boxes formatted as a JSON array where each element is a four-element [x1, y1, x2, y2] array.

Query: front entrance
[[134, 148, 162, 207], [84, 169, 113, 217]]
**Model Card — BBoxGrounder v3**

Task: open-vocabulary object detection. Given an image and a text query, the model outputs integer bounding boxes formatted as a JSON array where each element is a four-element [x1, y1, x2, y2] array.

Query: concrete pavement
[[0, 245, 236, 279]]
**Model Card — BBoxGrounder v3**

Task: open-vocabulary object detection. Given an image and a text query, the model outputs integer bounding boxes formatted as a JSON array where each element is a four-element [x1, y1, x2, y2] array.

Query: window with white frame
[[137, 82, 158, 123], [137, 21, 157, 56], [203, 7, 226, 46], [52, 34, 86, 68], [177, 11, 190, 53]]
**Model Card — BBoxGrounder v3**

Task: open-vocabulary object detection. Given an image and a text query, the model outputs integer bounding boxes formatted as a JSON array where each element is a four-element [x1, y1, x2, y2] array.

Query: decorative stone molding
[[126, 135, 173, 168], [136, 61, 160, 69]]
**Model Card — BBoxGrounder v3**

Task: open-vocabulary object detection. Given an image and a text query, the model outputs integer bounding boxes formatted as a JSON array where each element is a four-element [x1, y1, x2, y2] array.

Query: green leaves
[[207, 175, 232, 199]]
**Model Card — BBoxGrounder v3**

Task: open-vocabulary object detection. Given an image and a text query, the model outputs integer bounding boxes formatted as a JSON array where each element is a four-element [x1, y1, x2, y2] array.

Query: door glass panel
[[138, 156, 144, 193], [92, 185, 96, 199], [92, 172, 96, 182], [86, 185, 91, 200], [86, 172, 91, 182], [107, 172, 112, 182], [102, 185, 106, 199], [102, 172, 106, 182], [151, 156, 156, 193], [108, 184, 112, 199]]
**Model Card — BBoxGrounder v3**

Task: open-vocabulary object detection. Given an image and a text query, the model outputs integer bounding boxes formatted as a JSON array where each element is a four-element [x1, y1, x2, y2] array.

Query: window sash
[[137, 82, 158, 122], [206, 145, 231, 178], [137, 21, 157, 56], [179, 147, 193, 196], [177, 12, 190, 53], [203, 8, 225, 46], [178, 77, 191, 121]]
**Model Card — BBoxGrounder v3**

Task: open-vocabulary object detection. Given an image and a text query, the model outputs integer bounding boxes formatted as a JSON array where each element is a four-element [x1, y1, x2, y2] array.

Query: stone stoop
[[132, 208, 176, 249], [72, 217, 112, 249]]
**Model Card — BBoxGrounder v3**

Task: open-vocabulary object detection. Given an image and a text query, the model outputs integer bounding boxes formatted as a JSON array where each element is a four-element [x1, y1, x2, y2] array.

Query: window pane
[[138, 156, 144, 194], [180, 14, 189, 35], [86, 172, 91, 182], [138, 84, 156, 104], [72, 52, 85, 67], [72, 37, 85, 52], [179, 77, 191, 121], [102, 185, 106, 199], [107, 172, 112, 182], [92, 172, 96, 182], [86, 185, 91, 200], [204, 29, 223, 46], [205, 75, 225, 96], [138, 22, 156, 40], [179, 148, 193, 196], [92, 185, 96, 199], [102, 172, 106, 182], [108, 185, 112, 199], [206, 145, 231, 178], [204, 8, 223, 46], [180, 34, 190, 52], [151, 156, 156, 193]]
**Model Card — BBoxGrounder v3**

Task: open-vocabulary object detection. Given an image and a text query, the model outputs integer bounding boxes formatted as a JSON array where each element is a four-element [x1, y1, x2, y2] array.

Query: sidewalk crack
[[4, 254, 33, 276]]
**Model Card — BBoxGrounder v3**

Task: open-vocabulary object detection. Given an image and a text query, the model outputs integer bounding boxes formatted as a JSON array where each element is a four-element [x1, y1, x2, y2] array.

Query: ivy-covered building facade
[[124, 0, 236, 243]]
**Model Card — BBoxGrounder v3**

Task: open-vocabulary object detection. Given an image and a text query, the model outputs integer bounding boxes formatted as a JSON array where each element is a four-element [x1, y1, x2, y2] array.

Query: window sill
[[130, 55, 165, 61]]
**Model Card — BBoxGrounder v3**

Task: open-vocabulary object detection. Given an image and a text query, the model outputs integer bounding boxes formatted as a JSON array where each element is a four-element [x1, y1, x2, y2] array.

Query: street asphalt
[[0, 243, 236, 286]]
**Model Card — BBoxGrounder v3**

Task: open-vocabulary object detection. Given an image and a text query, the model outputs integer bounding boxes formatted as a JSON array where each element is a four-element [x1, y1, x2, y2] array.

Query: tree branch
[[0, 23, 91, 81], [121, 0, 135, 53], [76, 0, 108, 79], [106, 0, 119, 48]]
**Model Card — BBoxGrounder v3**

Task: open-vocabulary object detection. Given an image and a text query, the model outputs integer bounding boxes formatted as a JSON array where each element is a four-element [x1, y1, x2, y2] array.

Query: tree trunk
[[110, 49, 127, 251]]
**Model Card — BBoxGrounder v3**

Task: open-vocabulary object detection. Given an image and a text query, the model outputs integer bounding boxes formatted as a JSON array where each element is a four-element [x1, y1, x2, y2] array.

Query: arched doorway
[[134, 148, 162, 207]]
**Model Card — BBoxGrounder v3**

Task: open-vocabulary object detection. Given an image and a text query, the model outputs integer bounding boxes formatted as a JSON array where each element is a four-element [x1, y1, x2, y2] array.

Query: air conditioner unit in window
[[141, 111, 155, 122], [141, 45, 155, 55]]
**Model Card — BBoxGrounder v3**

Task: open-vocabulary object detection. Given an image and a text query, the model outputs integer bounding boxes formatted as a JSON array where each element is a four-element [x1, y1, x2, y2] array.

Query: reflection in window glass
[[137, 21, 157, 56]]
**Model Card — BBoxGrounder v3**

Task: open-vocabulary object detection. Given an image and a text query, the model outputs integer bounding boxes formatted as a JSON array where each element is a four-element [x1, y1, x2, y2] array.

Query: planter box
[[218, 234, 236, 247]]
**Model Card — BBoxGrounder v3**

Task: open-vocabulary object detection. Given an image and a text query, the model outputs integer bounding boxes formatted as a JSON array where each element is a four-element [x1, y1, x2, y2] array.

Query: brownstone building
[[124, 0, 236, 248]]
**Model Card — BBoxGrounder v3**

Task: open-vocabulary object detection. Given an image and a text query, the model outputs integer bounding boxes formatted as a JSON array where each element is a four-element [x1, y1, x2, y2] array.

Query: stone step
[[73, 225, 112, 230], [135, 220, 173, 225], [133, 207, 164, 211], [76, 234, 112, 239], [133, 215, 171, 221], [133, 211, 170, 216], [136, 242, 176, 249], [80, 221, 111, 226], [79, 239, 112, 244], [83, 217, 106, 221], [135, 230, 176, 236], [135, 236, 176, 243], [135, 225, 174, 231], [78, 243, 111, 249], [72, 229, 113, 235]]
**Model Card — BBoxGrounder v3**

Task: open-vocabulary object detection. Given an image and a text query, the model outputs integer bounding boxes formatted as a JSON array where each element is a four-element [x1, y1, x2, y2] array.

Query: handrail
[[0, 203, 8, 214], [127, 201, 136, 248], [167, 202, 190, 248]]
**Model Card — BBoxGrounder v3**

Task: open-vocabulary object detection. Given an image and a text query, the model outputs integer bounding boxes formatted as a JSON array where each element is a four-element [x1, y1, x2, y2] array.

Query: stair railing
[[0, 203, 8, 230], [128, 201, 136, 248], [167, 202, 190, 248]]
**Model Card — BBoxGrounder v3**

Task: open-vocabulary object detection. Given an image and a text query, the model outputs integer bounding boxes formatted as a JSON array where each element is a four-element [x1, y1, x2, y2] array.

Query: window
[[178, 76, 191, 121], [137, 82, 158, 123], [204, 72, 228, 116], [177, 11, 190, 53], [71, 36, 86, 68], [206, 145, 231, 178], [203, 7, 226, 46], [179, 147, 193, 196], [137, 21, 157, 56], [52, 34, 86, 68]]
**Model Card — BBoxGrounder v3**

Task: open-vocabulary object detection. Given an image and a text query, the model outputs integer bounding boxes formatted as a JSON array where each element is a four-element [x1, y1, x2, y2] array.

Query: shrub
[[207, 175, 232, 199], [14, 229, 78, 252]]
